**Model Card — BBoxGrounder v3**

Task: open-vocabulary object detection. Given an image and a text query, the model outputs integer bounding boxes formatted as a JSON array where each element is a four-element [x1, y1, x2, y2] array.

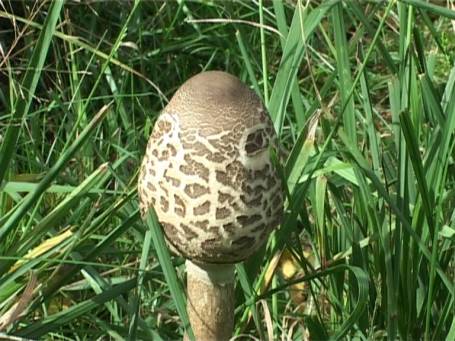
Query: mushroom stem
[[184, 260, 235, 341]]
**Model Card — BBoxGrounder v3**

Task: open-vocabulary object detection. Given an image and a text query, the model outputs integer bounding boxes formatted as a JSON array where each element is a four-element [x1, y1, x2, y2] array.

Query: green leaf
[[439, 225, 455, 240]]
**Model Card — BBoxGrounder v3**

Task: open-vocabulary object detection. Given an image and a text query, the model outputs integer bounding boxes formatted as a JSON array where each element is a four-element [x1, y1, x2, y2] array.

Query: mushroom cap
[[138, 71, 283, 264]]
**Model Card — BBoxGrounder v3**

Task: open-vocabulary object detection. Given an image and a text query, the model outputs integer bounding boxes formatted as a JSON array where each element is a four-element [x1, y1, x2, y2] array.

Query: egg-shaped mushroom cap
[[138, 71, 283, 264]]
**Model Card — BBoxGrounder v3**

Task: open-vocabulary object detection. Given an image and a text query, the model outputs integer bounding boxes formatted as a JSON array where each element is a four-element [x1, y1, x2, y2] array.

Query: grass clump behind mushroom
[[0, 1, 455, 340]]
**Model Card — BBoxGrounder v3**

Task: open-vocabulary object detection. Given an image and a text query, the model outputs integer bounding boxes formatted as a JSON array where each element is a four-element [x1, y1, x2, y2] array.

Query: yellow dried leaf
[[9, 229, 73, 273]]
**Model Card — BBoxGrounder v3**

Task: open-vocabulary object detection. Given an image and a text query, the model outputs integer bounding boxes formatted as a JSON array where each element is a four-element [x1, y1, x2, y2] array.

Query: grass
[[0, 0, 454, 339]]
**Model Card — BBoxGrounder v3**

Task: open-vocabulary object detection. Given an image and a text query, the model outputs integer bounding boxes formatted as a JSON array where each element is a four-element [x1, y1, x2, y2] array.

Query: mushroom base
[[184, 260, 235, 341]]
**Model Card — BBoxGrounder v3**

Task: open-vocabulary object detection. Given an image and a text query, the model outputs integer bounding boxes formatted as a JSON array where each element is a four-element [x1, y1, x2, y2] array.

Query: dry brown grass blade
[[259, 299, 274, 341], [0, 272, 38, 331]]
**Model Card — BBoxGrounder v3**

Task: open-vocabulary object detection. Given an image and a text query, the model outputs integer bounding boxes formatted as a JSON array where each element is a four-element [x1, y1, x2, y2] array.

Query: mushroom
[[138, 71, 283, 340]]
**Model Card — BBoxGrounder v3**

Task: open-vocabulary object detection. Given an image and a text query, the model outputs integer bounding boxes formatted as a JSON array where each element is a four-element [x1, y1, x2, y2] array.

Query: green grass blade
[[338, 129, 453, 293], [349, 2, 397, 74], [0, 0, 64, 185], [0, 163, 110, 274], [144, 208, 194, 340], [269, 0, 338, 135], [332, 265, 369, 340], [236, 264, 265, 339], [235, 30, 262, 99], [358, 55, 381, 175], [0, 104, 110, 244], [399, 111, 435, 237], [249, 263, 369, 339], [258, 0, 269, 105], [272, 0, 306, 129], [400, 0, 455, 19], [16, 278, 138, 338], [332, 2, 356, 143], [128, 228, 152, 340]]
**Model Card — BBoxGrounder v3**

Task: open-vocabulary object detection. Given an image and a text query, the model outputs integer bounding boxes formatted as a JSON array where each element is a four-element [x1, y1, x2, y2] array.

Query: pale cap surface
[[138, 71, 283, 263]]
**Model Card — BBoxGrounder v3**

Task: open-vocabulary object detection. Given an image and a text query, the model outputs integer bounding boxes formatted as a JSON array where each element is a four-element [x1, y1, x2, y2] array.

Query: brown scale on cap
[[138, 71, 283, 264]]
